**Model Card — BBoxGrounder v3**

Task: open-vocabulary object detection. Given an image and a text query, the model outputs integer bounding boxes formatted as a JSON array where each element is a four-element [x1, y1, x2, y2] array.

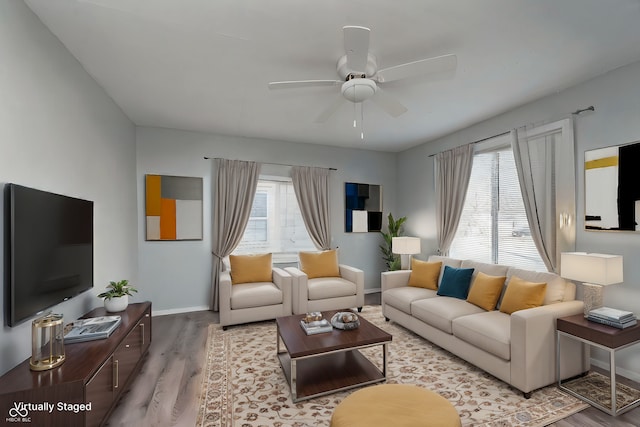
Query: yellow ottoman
[[330, 384, 461, 427]]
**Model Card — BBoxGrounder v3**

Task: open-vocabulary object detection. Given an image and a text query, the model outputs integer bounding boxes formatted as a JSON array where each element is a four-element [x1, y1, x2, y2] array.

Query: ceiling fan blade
[[315, 96, 347, 123], [268, 80, 342, 90], [370, 87, 408, 118], [377, 54, 457, 83], [343, 26, 370, 72]]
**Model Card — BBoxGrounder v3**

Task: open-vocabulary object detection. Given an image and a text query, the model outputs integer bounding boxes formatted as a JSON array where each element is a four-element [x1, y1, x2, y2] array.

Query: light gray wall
[[6, 0, 639, 381], [0, 1, 137, 376], [136, 127, 396, 313], [398, 60, 640, 379]]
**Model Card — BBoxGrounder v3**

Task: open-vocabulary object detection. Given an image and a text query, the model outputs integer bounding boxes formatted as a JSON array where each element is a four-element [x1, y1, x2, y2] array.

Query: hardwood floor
[[105, 309, 217, 427], [105, 293, 640, 426]]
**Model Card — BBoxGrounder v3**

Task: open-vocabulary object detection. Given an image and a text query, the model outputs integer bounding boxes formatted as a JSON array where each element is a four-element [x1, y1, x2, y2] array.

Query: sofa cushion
[[460, 259, 510, 281], [411, 297, 485, 334], [229, 253, 272, 285], [383, 287, 437, 315], [506, 268, 567, 305], [499, 276, 547, 314], [466, 272, 506, 311], [308, 277, 356, 300], [299, 249, 340, 279], [436, 266, 475, 299], [231, 282, 283, 309], [453, 311, 511, 360], [427, 256, 463, 284], [408, 259, 442, 290]]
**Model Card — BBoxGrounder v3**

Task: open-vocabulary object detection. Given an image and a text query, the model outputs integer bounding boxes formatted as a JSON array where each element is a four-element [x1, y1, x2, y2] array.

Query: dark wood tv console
[[0, 301, 151, 427]]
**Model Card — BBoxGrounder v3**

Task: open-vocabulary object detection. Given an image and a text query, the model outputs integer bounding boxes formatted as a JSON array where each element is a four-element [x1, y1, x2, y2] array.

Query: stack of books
[[300, 315, 333, 335], [587, 307, 637, 329]]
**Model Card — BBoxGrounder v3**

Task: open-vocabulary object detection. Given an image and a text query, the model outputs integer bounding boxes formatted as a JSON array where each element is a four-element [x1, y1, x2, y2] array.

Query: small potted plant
[[98, 280, 138, 313]]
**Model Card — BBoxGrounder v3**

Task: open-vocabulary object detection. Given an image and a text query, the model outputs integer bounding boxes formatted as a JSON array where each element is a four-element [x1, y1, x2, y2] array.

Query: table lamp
[[560, 252, 623, 316], [392, 237, 421, 270]]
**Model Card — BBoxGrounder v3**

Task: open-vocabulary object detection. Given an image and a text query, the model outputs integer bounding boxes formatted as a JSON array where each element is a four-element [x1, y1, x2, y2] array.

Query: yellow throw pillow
[[229, 253, 273, 285], [466, 272, 506, 311], [499, 276, 547, 315], [299, 249, 340, 279], [407, 259, 442, 290]]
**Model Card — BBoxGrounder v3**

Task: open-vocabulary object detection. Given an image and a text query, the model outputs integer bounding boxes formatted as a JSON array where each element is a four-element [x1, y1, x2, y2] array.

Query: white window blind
[[449, 143, 546, 271]]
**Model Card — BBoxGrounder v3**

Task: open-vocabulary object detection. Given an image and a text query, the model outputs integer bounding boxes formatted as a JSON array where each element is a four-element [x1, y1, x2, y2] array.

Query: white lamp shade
[[392, 237, 421, 255], [560, 252, 623, 285]]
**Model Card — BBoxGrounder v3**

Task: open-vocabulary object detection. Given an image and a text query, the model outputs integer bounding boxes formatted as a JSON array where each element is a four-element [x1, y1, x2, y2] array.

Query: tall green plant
[[380, 213, 407, 271]]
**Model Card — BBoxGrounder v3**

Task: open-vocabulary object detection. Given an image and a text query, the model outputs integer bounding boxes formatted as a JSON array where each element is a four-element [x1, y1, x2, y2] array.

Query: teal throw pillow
[[437, 265, 475, 299]]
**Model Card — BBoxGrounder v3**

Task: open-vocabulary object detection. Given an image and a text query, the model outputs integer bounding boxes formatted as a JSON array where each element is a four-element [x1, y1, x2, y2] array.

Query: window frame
[[233, 175, 315, 261], [449, 134, 547, 271]]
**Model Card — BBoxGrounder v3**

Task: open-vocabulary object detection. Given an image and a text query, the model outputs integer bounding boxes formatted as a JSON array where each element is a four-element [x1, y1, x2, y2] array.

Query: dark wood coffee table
[[276, 310, 392, 402]]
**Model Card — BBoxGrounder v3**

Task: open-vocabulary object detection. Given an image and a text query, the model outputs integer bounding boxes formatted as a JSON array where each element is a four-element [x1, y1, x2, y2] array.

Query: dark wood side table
[[557, 314, 640, 416]]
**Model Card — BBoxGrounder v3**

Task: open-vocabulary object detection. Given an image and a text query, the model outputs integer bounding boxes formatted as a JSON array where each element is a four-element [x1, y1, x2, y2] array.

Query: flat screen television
[[4, 184, 94, 326]]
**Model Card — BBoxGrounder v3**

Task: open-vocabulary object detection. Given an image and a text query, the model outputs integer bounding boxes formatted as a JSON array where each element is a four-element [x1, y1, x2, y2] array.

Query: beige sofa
[[381, 255, 589, 397]]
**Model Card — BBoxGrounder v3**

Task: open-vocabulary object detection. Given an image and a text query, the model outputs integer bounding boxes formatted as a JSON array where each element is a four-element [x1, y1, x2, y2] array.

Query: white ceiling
[[24, 0, 640, 152]]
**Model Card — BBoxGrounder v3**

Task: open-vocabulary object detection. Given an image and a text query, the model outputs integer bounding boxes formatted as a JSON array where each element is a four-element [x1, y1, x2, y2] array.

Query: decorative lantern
[[30, 313, 65, 371]]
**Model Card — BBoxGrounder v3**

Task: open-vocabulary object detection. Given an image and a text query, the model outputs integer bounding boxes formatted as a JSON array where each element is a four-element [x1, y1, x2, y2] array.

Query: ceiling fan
[[268, 26, 457, 123]]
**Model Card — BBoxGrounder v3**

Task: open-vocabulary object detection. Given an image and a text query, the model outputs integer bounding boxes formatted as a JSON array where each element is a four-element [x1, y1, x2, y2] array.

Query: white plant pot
[[104, 295, 128, 313]]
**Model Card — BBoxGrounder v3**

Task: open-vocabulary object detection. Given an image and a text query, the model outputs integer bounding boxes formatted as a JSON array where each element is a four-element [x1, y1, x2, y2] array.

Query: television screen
[[5, 184, 94, 326]]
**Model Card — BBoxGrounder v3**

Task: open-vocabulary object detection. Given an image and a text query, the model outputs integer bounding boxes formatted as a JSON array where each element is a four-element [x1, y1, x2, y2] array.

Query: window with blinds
[[449, 144, 546, 271], [233, 179, 315, 258]]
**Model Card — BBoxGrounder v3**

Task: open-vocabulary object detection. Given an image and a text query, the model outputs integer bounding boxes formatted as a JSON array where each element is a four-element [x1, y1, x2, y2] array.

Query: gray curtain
[[511, 128, 556, 272], [291, 166, 331, 250], [210, 159, 260, 311], [435, 143, 474, 255]]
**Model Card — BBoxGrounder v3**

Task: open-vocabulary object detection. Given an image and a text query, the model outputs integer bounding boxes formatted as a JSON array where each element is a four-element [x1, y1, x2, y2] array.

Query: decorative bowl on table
[[330, 312, 360, 330]]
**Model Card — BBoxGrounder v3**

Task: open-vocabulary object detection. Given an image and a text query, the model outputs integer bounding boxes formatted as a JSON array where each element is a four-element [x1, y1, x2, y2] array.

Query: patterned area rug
[[562, 371, 640, 411], [196, 306, 589, 426]]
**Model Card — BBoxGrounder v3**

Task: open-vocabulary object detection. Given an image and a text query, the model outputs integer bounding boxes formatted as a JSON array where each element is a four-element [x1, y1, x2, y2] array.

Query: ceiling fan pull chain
[[361, 102, 365, 140], [353, 86, 357, 128]]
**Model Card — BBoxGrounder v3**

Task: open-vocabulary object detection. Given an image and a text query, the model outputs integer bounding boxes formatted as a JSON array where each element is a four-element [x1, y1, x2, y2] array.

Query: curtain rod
[[428, 105, 595, 158], [572, 106, 595, 115], [428, 131, 510, 158], [203, 157, 337, 171]]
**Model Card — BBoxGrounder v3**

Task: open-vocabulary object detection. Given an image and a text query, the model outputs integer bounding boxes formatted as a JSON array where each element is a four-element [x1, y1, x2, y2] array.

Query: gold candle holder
[[30, 313, 65, 371]]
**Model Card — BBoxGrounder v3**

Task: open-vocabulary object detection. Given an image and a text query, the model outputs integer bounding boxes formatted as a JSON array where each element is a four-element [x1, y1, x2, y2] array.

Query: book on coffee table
[[300, 319, 333, 335]]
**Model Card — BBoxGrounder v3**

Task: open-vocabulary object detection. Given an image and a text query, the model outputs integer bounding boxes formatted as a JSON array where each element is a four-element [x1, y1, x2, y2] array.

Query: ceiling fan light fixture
[[269, 26, 455, 124], [341, 79, 376, 103]]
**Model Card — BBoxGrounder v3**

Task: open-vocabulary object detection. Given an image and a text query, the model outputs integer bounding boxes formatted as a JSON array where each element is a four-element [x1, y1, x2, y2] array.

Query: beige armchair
[[219, 254, 292, 329], [285, 250, 364, 315]]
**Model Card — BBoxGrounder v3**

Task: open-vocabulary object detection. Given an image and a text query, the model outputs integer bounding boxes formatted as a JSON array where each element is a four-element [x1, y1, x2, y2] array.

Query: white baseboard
[[590, 357, 640, 383], [365, 287, 381, 294], [152, 305, 209, 317]]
